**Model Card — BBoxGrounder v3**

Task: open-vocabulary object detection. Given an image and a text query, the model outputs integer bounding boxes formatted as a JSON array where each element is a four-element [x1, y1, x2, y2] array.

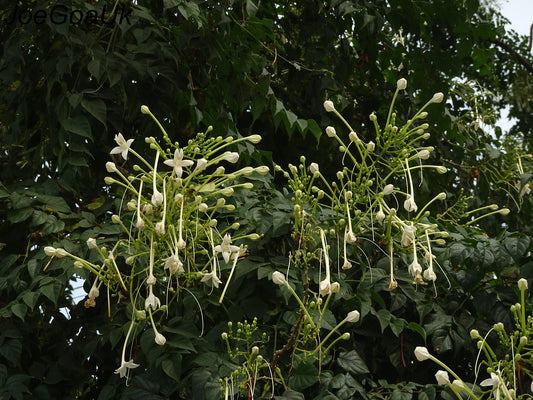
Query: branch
[[492, 39, 533, 74]]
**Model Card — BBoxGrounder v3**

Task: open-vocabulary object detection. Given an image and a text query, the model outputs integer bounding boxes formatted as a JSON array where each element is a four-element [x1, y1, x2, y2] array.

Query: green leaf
[[289, 362, 319, 391], [406, 322, 427, 341], [0, 339, 22, 363], [81, 98, 107, 128], [337, 350, 369, 375], [246, 0, 258, 17], [5, 374, 31, 399], [162, 355, 182, 381], [8, 207, 34, 223], [22, 292, 39, 310], [61, 116, 92, 140], [275, 390, 305, 400], [11, 303, 27, 321]]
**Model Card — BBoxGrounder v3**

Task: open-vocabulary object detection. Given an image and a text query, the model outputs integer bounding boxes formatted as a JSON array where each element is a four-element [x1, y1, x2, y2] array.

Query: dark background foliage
[[1, 0, 533, 398]]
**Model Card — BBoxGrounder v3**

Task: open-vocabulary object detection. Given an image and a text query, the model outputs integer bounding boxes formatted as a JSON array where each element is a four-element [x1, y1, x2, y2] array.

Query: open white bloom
[[114, 359, 139, 378], [414, 346, 431, 361], [323, 100, 335, 112], [164, 148, 194, 178], [201, 271, 222, 288], [401, 224, 416, 247], [435, 370, 450, 385], [480, 372, 500, 388], [272, 271, 286, 285], [164, 254, 184, 275], [110, 133, 134, 160], [346, 310, 360, 323], [145, 287, 161, 311], [214, 234, 240, 263], [404, 195, 418, 212]]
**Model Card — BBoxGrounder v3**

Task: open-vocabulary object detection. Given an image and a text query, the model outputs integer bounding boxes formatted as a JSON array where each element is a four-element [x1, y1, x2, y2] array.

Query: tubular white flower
[[404, 195, 418, 212], [114, 359, 139, 378], [201, 271, 222, 288], [323, 100, 335, 112], [272, 271, 286, 285], [414, 346, 431, 361], [408, 246, 423, 282], [145, 287, 161, 311], [110, 133, 134, 160], [136, 180, 144, 230], [164, 254, 184, 275], [401, 224, 416, 247], [319, 229, 331, 296]]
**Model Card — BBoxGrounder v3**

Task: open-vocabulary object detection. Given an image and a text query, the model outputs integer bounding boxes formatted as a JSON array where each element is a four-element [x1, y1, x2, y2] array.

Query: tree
[[1, 0, 532, 398]]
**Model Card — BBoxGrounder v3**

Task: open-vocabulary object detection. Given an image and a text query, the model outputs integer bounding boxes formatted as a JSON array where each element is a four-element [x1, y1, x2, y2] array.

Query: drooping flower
[[164, 254, 184, 275], [145, 287, 161, 311], [164, 148, 194, 178], [401, 224, 416, 247], [319, 229, 331, 296], [214, 233, 240, 264], [114, 359, 140, 378], [201, 270, 222, 288], [404, 195, 418, 213], [408, 244, 423, 283], [110, 133, 134, 160], [154, 332, 166, 346]]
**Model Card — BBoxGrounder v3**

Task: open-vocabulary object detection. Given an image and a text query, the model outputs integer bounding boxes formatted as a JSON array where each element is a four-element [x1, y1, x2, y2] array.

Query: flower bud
[[518, 278, 528, 291], [376, 209, 386, 222], [397, 78, 407, 90], [106, 162, 117, 173], [382, 184, 394, 195], [435, 166, 447, 174], [309, 163, 319, 175], [431, 92, 444, 103], [104, 177, 115, 185], [198, 203, 208, 212], [348, 131, 359, 142], [325, 126, 336, 137], [331, 282, 340, 293], [87, 238, 97, 249], [346, 310, 360, 323], [221, 332, 228, 340], [470, 329, 480, 339], [435, 370, 450, 385], [499, 208, 510, 216], [155, 332, 166, 346], [414, 346, 431, 361], [196, 158, 208, 171], [341, 332, 351, 340], [417, 150, 430, 160], [272, 271, 286, 285], [246, 134, 262, 144], [254, 166, 269, 175], [73, 261, 84, 269], [223, 152, 239, 163], [111, 214, 121, 224], [366, 141, 375, 152], [141, 105, 150, 114], [323, 100, 335, 112]]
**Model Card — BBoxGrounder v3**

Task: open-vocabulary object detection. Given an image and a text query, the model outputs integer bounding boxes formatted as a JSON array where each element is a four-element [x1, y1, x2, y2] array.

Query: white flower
[[114, 359, 140, 378], [196, 158, 208, 171], [201, 271, 222, 288], [164, 254, 184, 275], [423, 267, 436, 281], [323, 100, 335, 112], [155, 221, 165, 235], [105, 161, 117, 173], [145, 288, 161, 311], [154, 332, 166, 346], [376, 209, 385, 222], [325, 126, 336, 137], [214, 234, 240, 264], [404, 195, 418, 212], [435, 370, 450, 385], [480, 372, 500, 388], [431, 92, 444, 103], [309, 162, 319, 175], [272, 271, 286, 285], [382, 184, 394, 195], [518, 278, 528, 291], [110, 133, 134, 160], [414, 346, 431, 361], [397, 78, 407, 90], [345, 230, 357, 244], [151, 189, 163, 206], [86, 238, 97, 249], [146, 274, 156, 286], [346, 310, 360, 323], [342, 260, 352, 270], [222, 151, 239, 163], [88, 285, 99, 299], [417, 150, 430, 160], [408, 259, 423, 282], [319, 278, 331, 296], [401, 225, 417, 247], [164, 148, 194, 178]]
